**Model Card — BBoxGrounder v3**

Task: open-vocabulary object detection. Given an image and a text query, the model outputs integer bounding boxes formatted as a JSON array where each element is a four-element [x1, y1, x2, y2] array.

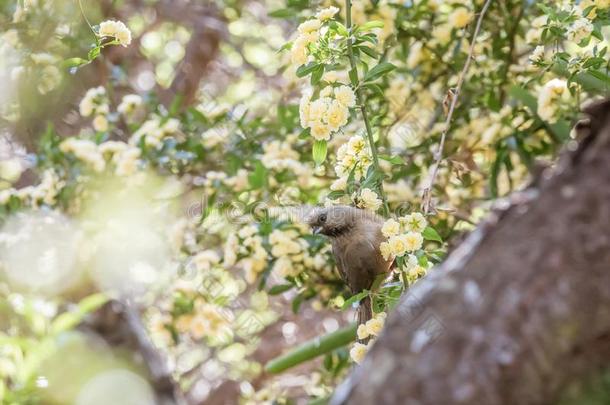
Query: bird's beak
[[312, 226, 322, 235]]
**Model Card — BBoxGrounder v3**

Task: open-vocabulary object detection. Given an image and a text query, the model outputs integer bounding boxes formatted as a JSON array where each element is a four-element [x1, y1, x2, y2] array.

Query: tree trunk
[[332, 100, 610, 405]]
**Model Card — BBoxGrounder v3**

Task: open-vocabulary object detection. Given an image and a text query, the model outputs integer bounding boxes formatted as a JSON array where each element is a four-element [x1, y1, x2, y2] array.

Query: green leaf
[[363, 62, 396, 82], [296, 62, 320, 78], [298, 127, 311, 139], [268, 284, 294, 295], [341, 290, 369, 310], [357, 20, 384, 32], [311, 64, 325, 85], [248, 161, 268, 189], [422, 226, 443, 243], [312, 140, 327, 165], [331, 21, 349, 36], [379, 155, 404, 165], [63, 57, 89, 68], [265, 324, 357, 374], [50, 293, 108, 335], [358, 45, 379, 59], [268, 8, 295, 18], [87, 46, 101, 61]]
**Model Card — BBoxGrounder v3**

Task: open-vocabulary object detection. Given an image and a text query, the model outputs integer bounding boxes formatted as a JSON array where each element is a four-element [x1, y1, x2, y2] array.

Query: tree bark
[[332, 100, 610, 405]]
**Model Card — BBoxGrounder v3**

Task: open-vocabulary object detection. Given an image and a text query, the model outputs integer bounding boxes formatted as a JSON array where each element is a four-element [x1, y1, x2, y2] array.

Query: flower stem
[[344, 0, 390, 217]]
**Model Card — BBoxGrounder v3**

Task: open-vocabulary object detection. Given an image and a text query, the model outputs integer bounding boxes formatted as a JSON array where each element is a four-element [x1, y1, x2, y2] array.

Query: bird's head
[[307, 206, 363, 238]]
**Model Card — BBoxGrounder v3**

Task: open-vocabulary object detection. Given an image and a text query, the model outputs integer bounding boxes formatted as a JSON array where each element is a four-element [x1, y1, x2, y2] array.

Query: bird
[[307, 205, 393, 341]]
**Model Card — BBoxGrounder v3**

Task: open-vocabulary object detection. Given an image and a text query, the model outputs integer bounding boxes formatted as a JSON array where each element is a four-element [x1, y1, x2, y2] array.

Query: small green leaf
[[311, 64, 325, 85], [357, 20, 384, 32], [268, 8, 295, 18], [296, 62, 320, 78], [363, 62, 396, 82], [87, 46, 101, 61], [312, 140, 327, 165], [50, 293, 108, 335], [422, 226, 442, 243], [64, 57, 89, 68], [379, 155, 404, 165], [341, 290, 369, 310], [248, 161, 268, 189], [268, 284, 294, 295]]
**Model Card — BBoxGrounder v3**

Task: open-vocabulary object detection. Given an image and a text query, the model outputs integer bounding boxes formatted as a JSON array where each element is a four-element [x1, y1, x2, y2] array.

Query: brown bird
[[308, 205, 393, 338]]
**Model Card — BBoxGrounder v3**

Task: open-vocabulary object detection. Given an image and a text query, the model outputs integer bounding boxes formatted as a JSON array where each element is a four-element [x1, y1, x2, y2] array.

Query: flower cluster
[[537, 79, 568, 124], [130, 117, 181, 148], [270, 227, 312, 278], [379, 213, 426, 260], [290, 7, 339, 66], [79, 86, 110, 132], [98, 20, 132, 47], [350, 312, 387, 364], [299, 85, 356, 141], [224, 225, 269, 284]]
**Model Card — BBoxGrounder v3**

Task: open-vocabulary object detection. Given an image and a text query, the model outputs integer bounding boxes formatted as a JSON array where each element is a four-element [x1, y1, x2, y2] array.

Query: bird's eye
[[319, 213, 327, 223]]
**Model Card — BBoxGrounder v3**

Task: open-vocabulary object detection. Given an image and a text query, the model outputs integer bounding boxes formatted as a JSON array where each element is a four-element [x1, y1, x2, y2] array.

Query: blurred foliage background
[[1, 0, 610, 404]]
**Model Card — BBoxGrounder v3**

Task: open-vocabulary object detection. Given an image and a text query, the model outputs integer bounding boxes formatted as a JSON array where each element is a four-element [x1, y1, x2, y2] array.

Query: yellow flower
[[357, 324, 370, 340], [310, 122, 331, 141], [358, 188, 382, 211], [93, 115, 108, 132], [381, 218, 400, 237], [297, 19, 321, 34], [334, 85, 356, 108], [349, 342, 368, 364], [380, 241, 392, 260], [365, 317, 384, 336], [404, 231, 423, 252], [325, 100, 349, 131], [448, 8, 473, 29], [291, 37, 309, 66], [388, 235, 407, 257], [99, 20, 132, 46], [316, 6, 339, 21], [401, 212, 427, 233]]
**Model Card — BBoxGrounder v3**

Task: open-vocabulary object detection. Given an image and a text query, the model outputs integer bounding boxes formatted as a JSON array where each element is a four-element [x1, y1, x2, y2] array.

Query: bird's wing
[[341, 238, 383, 294]]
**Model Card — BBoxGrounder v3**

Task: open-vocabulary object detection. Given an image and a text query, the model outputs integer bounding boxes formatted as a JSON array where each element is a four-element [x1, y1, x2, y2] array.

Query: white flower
[[291, 36, 309, 66], [325, 100, 349, 131], [316, 6, 339, 21], [117, 94, 143, 116], [357, 324, 370, 340], [537, 78, 567, 123], [334, 86, 356, 108], [365, 317, 384, 336], [298, 19, 321, 34], [358, 188, 382, 211], [380, 241, 392, 260], [387, 234, 407, 257], [529, 45, 546, 64], [381, 219, 400, 237], [330, 177, 347, 191], [350, 342, 368, 364], [92, 115, 108, 132], [401, 212, 427, 233], [310, 122, 331, 141], [404, 232, 423, 252], [448, 8, 473, 29], [567, 17, 594, 44], [99, 20, 132, 46]]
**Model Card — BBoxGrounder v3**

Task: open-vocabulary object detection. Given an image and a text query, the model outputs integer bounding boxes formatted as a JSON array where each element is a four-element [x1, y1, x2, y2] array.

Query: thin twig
[[77, 0, 98, 40], [421, 0, 494, 214], [344, 0, 390, 217]]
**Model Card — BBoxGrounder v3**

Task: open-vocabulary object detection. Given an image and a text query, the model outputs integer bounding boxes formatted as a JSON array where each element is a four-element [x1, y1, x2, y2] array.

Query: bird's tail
[[357, 296, 372, 344]]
